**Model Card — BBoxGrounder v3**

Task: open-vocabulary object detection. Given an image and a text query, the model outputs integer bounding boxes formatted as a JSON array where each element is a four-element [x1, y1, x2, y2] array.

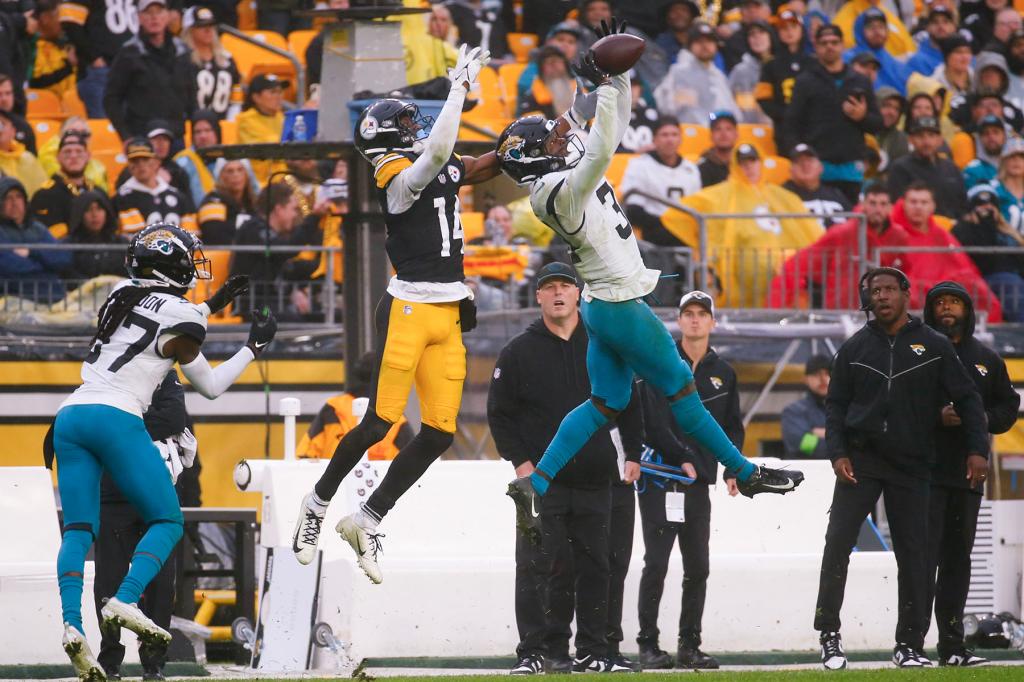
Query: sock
[[309, 491, 329, 511], [355, 504, 381, 530], [533, 401, 610, 495], [670, 390, 756, 481], [57, 529, 91, 632], [115, 520, 183, 605]]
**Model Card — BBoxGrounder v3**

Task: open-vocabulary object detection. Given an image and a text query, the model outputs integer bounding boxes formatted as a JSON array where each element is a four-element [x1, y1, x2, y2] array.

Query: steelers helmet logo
[[360, 115, 379, 140]]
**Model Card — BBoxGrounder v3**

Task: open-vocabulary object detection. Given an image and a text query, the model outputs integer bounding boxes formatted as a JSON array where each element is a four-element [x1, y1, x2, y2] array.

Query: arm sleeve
[[389, 84, 468, 203], [486, 344, 533, 467], [617, 384, 644, 463], [986, 356, 1021, 435], [941, 343, 990, 458], [825, 347, 851, 461], [179, 347, 255, 400], [143, 371, 188, 441]]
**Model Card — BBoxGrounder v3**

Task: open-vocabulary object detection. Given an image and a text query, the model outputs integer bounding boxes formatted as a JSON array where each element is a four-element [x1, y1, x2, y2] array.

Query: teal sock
[[670, 390, 756, 481], [533, 401, 610, 495], [57, 529, 91, 631], [114, 520, 183, 604]]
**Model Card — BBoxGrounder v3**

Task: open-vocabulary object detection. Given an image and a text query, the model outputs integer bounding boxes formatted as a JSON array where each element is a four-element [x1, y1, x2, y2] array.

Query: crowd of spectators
[[0, 0, 1021, 320]]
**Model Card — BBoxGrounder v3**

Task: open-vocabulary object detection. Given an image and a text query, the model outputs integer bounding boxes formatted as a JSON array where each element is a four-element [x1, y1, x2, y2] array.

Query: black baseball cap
[[862, 7, 886, 25], [59, 131, 88, 150], [815, 24, 843, 42], [250, 73, 290, 93], [536, 262, 578, 287], [907, 116, 941, 134], [126, 137, 156, 159], [978, 114, 1004, 131], [790, 143, 818, 159], [940, 35, 971, 59], [688, 21, 718, 43], [679, 290, 715, 316], [805, 354, 831, 375], [709, 109, 737, 127], [968, 185, 997, 209], [928, 3, 955, 21], [851, 51, 881, 69], [146, 118, 174, 140], [736, 143, 760, 161]]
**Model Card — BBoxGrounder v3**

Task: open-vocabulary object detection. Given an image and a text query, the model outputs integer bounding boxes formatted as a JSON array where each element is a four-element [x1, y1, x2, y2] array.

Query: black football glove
[[572, 51, 611, 88], [459, 297, 478, 333], [204, 274, 249, 315], [246, 307, 278, 356], [592, 16, 629, 39]]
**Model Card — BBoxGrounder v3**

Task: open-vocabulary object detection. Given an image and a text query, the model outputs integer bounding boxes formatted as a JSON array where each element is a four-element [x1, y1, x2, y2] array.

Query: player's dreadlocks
[[90, 285, 152, 347]]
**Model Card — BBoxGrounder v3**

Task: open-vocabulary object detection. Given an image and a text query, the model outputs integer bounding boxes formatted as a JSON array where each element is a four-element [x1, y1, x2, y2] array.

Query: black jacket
[[887, 153, 967, 219], [697, 150, 729, 188], [103, 32, 194, 140], [30, 174, 97, 239], [782, 180, 852, 228], [487, 317, 642, 487], [783, 61, 882, 161], [758, 49, 815, 148], [826, 316, 990, 482], [638, 344, 744, 485], [923, 282, 1020, 491], [951, 215, 1024, 277], [63, 190, 126, 282]]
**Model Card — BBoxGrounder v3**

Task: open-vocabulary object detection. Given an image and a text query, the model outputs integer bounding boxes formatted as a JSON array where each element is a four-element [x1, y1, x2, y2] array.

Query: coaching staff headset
[[814, 267, 989, 670]]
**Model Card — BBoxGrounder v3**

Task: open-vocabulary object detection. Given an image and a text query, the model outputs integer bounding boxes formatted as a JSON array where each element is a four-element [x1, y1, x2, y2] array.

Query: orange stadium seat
[[189, 250, 242, 322], [497, 62, 527, 117], [461, 68, 511, 140], [222, 31, 297, 99], [738, 123, 776, 157], [220, 119, 238, 145], [93, 149, 127, 180], [762, 155, 791, 185], [507, 32, 538, 63], [288, 30, 317, 67], [461, 211, 484, 243], [61, 89, 87, 119], [605, 153, 635, 190], [87, 119, 123, 153], [678, 124, 711, 157], [32, 119, 62, 148], [26, 89, 64, 120], [950, 131, 975, 170], [236, 0, 258, 30]]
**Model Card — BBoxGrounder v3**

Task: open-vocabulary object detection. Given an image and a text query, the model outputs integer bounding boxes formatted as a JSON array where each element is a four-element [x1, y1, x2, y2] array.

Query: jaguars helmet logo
[[498, 134, 526, 161], [909, 344, 926, 356], [139, 228, 180, 255], [975, 364, 988, 376], [709, 377, 723, 390]]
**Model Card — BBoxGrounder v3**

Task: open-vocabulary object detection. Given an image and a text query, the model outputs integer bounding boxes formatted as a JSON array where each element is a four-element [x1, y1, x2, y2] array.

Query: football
[[591, 33, 646, 76]]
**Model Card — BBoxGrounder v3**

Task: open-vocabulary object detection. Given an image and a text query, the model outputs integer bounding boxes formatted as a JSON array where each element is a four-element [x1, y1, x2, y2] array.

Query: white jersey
[[530, 73, 661, 302], [620, 152, 702, 217], [61, 281, 209, 417]]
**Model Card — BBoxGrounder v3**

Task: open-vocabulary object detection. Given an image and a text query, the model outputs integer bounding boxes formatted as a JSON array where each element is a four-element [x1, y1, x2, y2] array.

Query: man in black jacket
[[783, 24, 883, 204], [922, 281, 1020, 667], [815, 267, 990, 670], [488, 262, 642, 675], [887, 117, 967, 220], [103, 0, 193, 144], [634, 290, 740, 671]]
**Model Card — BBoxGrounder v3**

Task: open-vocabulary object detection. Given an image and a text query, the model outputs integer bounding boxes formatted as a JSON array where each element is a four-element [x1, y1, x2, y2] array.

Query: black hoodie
[[826, 314, 990, 482], [488, 316, 642, 487], [924, 281, 1020, 491], [64, 190, 126, 282]]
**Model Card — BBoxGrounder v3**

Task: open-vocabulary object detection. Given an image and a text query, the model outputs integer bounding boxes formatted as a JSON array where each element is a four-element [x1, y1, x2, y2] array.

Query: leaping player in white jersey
[[496, 18, 804, 537], [52, 223, 276, 681]]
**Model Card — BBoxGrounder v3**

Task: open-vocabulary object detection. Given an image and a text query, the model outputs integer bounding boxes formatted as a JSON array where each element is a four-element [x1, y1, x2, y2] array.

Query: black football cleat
[[507, 477, 543, 545], [737, 465, 804, 498]]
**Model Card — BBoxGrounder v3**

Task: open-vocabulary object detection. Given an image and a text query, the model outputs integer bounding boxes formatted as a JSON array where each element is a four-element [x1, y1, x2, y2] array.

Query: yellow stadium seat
[[87, 119, 123, 153], [461, 211, 484, 242], [61, 89, 87, 119], [498, 62, 528, 117], [32, 119, 62, 148], [605, 153, 636, 191], [26, 89, 64, 120], [762, 155, 791, 185], [679, 124, 711, 157], [288, 30, 317, 67], [738, 123, 776, 157], [507, 32, 538, 63], [188, 250, 242, 321], [222, 31, 297, 99], [236, 0, 258, 30], [93, 149, 127, 181], [220, 119, 238, 145], [467, 67, 505, 118]]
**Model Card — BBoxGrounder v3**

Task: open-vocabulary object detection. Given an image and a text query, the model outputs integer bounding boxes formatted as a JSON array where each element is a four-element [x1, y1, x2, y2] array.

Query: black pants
[[541, 481, 612, 659], [606, 484, 635, 655], [94, 502, 177, 673], [514, 517, 548, 658], [814, 474, 929, 649], [925, 485, 983, 657], [636, 482, 711, 649]]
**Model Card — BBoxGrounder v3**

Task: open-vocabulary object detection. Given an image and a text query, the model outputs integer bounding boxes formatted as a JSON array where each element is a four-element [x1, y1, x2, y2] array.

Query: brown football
[[591, 33, 646, 76]]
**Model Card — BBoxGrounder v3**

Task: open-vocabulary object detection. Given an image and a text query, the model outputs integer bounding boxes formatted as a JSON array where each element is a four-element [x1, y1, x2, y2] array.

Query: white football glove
[[155, 438, 184, 483], [569, 88, 598, 126], [176, 427, 198, 469], [449, 44, 491, 90]]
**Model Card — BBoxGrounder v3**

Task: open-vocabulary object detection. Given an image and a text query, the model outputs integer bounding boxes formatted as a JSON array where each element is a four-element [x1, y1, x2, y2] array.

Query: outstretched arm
[[462, 151, 500, 184]]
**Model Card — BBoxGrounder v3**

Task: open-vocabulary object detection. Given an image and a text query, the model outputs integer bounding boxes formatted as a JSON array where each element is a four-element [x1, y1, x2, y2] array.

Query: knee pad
[[590, 395, 623, 419], [414, 424, 454, 455]]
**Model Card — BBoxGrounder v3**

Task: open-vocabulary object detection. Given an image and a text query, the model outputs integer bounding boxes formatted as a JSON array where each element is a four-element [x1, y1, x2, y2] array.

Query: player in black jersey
[[292, 44, 499, 583]]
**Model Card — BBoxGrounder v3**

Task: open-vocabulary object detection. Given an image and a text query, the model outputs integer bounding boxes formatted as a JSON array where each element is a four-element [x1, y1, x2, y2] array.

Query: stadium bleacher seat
[[222, 31, 297, 100], [762, 155, 791, 185], [606, 153, 635, 191], [187, 250, 242, 322], [288, 29, 318, 68], [93, 149, 127, 180], [507, 32, 538, 63], [236, 0, 258, 30], [739, 123, 776, 157], [87, 119, 123, 154], [461, 211, 484, 243], [460, 67, 511, 141], [31, 119, 61, 148], [60, 89, 87, 119], [220, 119, 238, 145], [26, 89, 63, 120], [679, 124, 711, 157], [497, 62, 527, 118]]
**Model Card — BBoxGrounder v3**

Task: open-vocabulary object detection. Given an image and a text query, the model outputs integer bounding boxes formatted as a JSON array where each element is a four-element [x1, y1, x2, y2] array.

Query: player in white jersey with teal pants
[[53, 223, 276, 681], [496, 20, 804, 534]]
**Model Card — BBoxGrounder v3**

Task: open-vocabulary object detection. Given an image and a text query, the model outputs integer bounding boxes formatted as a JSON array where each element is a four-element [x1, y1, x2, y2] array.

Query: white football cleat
[[62, 624, 106, 682], [292, 492, 326, 565], [100, 597, 171, 646], [336, 514, 384, 584]]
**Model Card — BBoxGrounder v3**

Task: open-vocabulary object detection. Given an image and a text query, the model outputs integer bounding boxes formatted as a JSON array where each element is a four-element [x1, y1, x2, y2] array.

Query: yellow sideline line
[[0, 359, 345, 386]]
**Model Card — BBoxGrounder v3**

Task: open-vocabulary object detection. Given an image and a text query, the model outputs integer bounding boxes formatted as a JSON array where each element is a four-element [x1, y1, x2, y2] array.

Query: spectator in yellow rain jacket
[[28, 0, 77, 101], [38, 118, 109, 193], [297, 352, 412, 460], [0, 110, 48, 196], [237, 74, 287, 184], [660, 144, 823, 307]]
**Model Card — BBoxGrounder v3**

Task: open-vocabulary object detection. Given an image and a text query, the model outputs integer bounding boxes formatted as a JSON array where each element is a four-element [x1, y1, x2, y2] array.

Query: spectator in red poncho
[[890, 182, 1004, 322], [768, 183, 910, 310]]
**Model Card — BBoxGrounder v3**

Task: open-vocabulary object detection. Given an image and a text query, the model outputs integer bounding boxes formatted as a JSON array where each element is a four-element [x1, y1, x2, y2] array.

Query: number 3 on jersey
[[596, 182, 632, 240], [433, 195, 465, 257]]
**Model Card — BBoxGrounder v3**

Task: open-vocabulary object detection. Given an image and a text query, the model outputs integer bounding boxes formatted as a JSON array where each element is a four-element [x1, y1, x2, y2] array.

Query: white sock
[[353, 505, 380, 531], [308, 491, 329, 510]]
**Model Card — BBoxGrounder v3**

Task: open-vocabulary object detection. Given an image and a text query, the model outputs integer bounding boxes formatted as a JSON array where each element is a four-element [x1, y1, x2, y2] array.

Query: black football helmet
[[125, 223, 210, 289], [496, 115, 583, 184], [354, 98, 433, 161]]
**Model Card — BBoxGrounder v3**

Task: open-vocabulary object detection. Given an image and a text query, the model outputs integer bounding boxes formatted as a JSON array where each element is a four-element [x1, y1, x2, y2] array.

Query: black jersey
[[191, 57, 241, 118], [373, 152, 466, 284], [60, 0, 138, 65], [115, 177, 196, 236]]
